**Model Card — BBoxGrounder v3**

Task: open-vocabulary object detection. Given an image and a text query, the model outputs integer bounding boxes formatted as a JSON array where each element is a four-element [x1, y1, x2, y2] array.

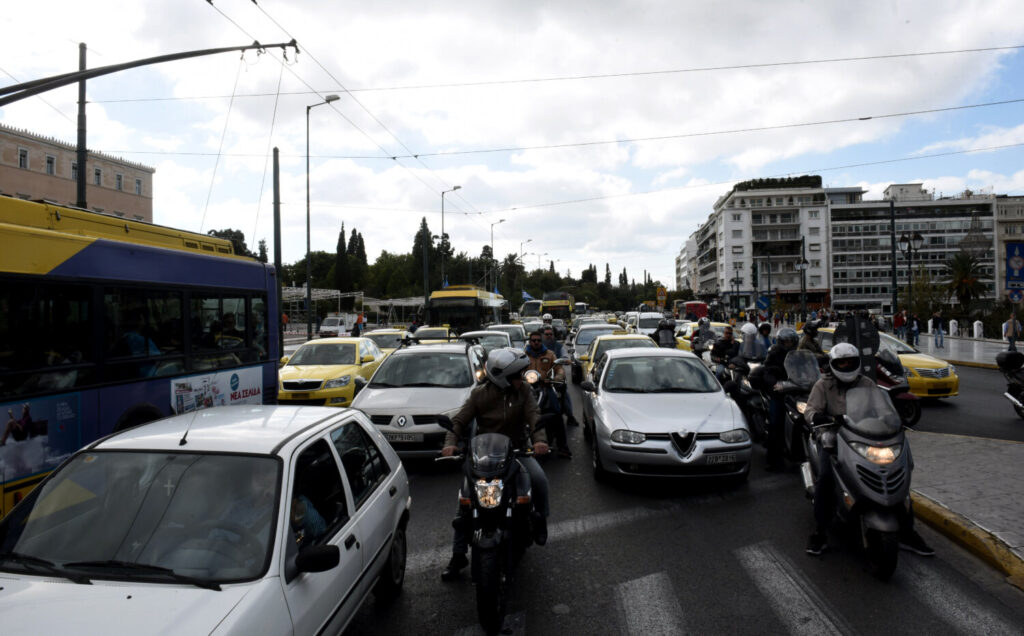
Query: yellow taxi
[[278, 337, 386, 407], [579, 332, 658, 380], [362, 328, 413, 355], [817, 327, 959, 398], [413, 326, 454, 344], [674, 322, 736, 351]]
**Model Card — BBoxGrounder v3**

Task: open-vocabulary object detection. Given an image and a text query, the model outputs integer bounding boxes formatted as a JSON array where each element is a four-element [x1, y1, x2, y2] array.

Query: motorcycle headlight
[[523, 369, 542, 385], [611, 429, 646, 444], [324, 376, 351, 389], [796, 401, 808, 414], [849, 441, 902, 465], [719, 429, 750, 444], [475, 479, 504, 509]]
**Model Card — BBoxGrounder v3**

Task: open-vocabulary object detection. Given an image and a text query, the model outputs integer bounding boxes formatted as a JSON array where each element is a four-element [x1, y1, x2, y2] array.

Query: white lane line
[[902, 559, 1021, 636], [453, 611, 526, 636], [616, 571, 686, 636], [409, 474, 792, 575], [734, 542, 850, 636]]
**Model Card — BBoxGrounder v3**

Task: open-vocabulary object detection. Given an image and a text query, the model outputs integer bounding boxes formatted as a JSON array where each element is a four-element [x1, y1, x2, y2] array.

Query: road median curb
[[943, 359, 999, 370], [912, 491, 1024, 591]]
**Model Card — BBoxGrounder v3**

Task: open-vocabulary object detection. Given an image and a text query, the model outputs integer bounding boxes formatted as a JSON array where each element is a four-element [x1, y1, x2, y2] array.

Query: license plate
[[386, 433, 423, 443], [706, 453, 736, 464], [290, 393, 309, 399]]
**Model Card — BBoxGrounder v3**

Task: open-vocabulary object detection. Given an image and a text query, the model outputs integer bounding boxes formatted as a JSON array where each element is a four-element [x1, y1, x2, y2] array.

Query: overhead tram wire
[[200, 56, 245, 233], [89, 43, 1024, 103], [251, 52, 287, 249]]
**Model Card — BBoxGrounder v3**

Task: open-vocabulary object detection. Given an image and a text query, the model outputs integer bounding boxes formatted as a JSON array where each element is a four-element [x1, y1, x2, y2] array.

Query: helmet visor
[[831, 357, 859, 373]]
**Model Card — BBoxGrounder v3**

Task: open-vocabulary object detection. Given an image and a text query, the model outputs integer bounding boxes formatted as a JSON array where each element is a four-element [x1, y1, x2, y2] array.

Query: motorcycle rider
[[710, 325, 741, 382], [798, 320, 823, 354], [762, 326, 799, 470], [651, 318, 678, 348], [526, 330, 571, 457], [440, 347, 550, 580], [804, 343, 934, 557], [756, 322, 774, 355], [541, 325, 580, 428]]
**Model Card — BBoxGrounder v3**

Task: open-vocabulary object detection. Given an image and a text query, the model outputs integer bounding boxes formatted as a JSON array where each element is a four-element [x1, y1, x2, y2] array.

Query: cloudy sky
[[3, 1, 1023, 288]]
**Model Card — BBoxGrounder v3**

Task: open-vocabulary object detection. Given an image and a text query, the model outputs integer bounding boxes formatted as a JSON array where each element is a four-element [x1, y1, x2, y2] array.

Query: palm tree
[[944, 250, 986, 314]]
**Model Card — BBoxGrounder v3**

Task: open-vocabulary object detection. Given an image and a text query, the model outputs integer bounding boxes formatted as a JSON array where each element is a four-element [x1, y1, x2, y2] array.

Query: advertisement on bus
[[1, 394, 82, 502], [171, 367, 263, 414]]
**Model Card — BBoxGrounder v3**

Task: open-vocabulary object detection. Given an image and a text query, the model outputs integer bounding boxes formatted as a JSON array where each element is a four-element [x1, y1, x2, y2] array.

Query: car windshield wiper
[[368, 381, 400, 388], [0, 551, 91, 584], [608, 387, 646, 392], [647, 387, 704, 393], [401, 382, 454, 388], [64, 559, 221, 591]]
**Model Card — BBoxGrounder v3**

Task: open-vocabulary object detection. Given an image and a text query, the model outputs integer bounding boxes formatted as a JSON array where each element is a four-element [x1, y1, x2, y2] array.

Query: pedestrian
[[908, 313, 920, 346], [894, 310, 905, 340], [1004, 312, 1022, 352], [932, 310, 944, 348]]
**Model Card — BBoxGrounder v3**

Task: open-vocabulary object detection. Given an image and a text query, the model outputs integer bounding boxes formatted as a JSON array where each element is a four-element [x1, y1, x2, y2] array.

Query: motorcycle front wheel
[[1014, 404, 1024, 420], [475, 547, 506, 634], [864, 528, 899, 581], [895, 398, 922, 427]]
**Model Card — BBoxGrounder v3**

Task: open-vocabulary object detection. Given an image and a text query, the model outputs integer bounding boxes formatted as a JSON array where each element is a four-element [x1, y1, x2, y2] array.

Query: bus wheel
[[114, 404, 166, 432]]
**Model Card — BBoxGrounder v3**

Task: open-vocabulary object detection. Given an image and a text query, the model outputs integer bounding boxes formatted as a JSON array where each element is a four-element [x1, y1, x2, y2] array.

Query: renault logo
[[397, 416, 407, 428]]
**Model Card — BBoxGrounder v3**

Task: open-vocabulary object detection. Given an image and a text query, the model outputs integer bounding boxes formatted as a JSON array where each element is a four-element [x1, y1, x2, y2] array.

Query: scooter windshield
[[471, 433, 513, 475], [844, 386, 902, 437], [783, 350, 821, 389]]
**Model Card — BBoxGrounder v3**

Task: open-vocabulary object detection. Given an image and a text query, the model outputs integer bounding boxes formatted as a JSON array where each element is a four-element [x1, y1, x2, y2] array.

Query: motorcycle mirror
[[435, 414, 454, 432], [580, 380, 596, 392], [554, 357, 570, 365]]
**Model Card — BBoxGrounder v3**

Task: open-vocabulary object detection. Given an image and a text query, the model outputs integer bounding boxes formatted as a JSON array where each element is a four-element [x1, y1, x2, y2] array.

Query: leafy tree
[[207, 228, 255, 258], [257, 239, 268, 263], [604, 263, 612, 285], [581, 264, 598, 284], [334, 223, 354, 309], [944, 250, 986, 314]]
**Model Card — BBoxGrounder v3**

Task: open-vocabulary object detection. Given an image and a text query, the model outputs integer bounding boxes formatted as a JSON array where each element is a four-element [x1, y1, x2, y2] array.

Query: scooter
[[725, 356, 770, 442], [995, 350, 1024, 419], [524, 361, 569, 444], [800, 386, 912, 581], [775, 350, 822, 463], [436, 415, 541, 635], [876, 348, 921, 426]]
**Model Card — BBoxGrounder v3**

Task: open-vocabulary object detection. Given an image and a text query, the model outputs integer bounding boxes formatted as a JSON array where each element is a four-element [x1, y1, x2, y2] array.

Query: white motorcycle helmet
[[829, 342, 861, 383], [485, 347, 530, 389], [542, 313, 553, 323]]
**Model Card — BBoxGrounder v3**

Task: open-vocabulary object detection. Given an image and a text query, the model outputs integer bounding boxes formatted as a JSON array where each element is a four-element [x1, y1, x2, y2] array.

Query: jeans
[[1009, 337, 1017, 352], [934, 326, 944, 348], [452, 456, 549, 554]]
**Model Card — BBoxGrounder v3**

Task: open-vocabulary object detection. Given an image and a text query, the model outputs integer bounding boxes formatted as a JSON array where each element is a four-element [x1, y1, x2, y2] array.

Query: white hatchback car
[[0, 406, 410, 635]]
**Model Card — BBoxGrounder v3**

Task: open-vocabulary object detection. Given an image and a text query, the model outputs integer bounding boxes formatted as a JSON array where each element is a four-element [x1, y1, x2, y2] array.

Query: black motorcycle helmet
[[802, 320, 819, 337], [777, 327, 798, 349], [758, 322, 772, 336]]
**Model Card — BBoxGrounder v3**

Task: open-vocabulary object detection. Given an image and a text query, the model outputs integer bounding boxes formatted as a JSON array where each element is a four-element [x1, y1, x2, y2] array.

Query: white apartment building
[[675, 235, 697, 292]]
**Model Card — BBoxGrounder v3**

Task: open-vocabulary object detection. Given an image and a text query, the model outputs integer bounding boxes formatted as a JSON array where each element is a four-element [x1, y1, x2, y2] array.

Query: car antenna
[[179, 412, 200, 446]]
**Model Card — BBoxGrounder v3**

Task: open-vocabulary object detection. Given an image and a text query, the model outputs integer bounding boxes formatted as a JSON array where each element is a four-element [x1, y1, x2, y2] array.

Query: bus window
[[105, 289, 184, 380], [250, 296, 269, 359]]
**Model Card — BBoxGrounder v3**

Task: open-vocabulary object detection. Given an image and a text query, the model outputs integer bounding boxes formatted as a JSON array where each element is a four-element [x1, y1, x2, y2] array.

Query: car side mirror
[[295, 544, 340, 573], [580, 354, 590, 362], [580, 380, 596, 392], [361, 354, 374, 364], [279, 355, 290, 367], [353, 376, 367, 396]]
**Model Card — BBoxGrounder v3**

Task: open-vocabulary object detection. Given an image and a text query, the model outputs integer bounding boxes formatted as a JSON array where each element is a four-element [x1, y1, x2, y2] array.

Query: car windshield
[[416, 328, 448, 339], [594, 338, 656, 361], [603, 357, 719, 393], [638, 318, 661, 329], [0, 452, 279, 584], [575, 328, 617, 346], [365, 332, 404, 350], [288, 342, 356, 365], [879, 333, 918, 354], [463, 334, 509, 351], [370, 352, 473, 388], [322, 317, 340, 326]]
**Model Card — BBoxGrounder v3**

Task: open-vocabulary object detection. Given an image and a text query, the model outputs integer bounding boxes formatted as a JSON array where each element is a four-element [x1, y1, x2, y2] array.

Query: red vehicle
[[674, 300, 708, 319]]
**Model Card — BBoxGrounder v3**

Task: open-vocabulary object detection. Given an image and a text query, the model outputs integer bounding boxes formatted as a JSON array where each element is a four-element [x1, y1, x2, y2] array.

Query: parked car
[[816, 327, 959, 398], [581, 349, 751, 481], [278, 337, 386, 407], [0, 405, 411, 635], [352, 342, 486, 458]]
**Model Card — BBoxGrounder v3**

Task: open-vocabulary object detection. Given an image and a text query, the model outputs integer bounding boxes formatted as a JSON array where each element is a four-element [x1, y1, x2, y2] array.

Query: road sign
[[656, 286, 667, 309], [756, 296, 770, 310], [1010, 289, 1023, 303]]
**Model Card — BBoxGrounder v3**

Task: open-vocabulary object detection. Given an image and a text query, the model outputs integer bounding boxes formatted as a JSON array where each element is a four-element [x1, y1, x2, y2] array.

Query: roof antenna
[[179, 412, 199, 446]]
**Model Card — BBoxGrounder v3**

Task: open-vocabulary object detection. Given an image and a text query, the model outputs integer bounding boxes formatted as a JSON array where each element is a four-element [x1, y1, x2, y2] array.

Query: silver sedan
[[581, 348, 751, 482]]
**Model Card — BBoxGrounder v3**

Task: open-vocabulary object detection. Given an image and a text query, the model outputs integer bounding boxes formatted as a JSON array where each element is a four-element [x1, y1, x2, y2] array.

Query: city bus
[[541, 290, 574, 321], [425, 285, 505, 333], [674, 300, 708, 320], [519, 299, 543, 319], [0, 196, 279, 516]]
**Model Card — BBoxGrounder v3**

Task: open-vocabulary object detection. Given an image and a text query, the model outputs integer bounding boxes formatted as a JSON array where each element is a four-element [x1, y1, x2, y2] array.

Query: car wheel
[[582, 414, 592, 442], [373, 522, 407, 599], [591, 437, 607, 482]]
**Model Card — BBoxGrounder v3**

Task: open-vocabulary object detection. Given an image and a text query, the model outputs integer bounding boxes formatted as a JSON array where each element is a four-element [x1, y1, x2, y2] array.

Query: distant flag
[[443, 277, 449, 288], [493, 285, 500, 294], [522, 290, 534, 300]]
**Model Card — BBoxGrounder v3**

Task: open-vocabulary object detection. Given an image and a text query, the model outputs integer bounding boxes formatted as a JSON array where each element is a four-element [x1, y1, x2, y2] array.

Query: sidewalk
[[908, 331, 1008, 370]]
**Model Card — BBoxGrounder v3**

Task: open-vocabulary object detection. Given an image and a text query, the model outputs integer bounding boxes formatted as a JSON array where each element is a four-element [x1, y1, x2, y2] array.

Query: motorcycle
[[725, 356, 770, 442], [774, 350, 822, 463], [436, 415, 541, 634], [800, 386, 912, 581], [875, 348, 921, 426], [995, 350, 1024, 419], [524, 359, 569, 441]]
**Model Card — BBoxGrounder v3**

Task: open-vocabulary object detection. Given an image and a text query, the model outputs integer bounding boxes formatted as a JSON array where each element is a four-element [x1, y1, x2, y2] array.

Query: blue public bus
[[0, 196, 279, 515]]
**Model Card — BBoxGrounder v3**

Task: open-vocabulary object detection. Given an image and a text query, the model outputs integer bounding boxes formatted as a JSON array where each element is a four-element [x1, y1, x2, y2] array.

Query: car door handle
[[345, 535, 357, 550], [389, 485, 397, 497]]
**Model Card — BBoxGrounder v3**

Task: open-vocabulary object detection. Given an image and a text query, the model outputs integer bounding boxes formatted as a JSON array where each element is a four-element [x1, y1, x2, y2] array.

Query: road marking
[[453, 611, 526, 636], [615, 571, 686, 635], [409, 473, 793, 575], [734, 542, 851, 636], [902, 559, 1021, 635]]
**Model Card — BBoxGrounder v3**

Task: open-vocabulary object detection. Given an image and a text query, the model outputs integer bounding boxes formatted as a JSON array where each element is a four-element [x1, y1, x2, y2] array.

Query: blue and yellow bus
[[0, 196, 279, 515], [425, 285, 505, 333], [541, 290, 574, 321]]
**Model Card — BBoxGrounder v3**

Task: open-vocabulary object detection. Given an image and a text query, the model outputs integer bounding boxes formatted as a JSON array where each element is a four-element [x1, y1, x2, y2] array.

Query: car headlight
[[475, 479, 504, 509], [949, 364, 957, 376], [324, 376, 352, 389], [611, 429, 646, 444], [796, 401, 808, 414], [719, 429, 750, 444], [849, 441, 902, 465]]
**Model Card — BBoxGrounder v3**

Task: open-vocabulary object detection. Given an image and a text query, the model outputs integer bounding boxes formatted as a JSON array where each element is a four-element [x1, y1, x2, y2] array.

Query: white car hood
[[352, 385, 472, 413], [0, 574, 257, 634], [603, 391, 738, 432]]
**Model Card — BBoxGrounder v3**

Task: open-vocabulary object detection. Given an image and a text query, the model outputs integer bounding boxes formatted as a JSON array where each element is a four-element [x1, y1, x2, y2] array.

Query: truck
[[319, 312, 359, 337]]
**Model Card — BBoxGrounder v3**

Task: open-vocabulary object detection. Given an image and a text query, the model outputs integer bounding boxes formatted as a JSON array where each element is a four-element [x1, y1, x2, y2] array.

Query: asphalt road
[[345, 379, 1024, 635], [916, 365, 1024, 442]]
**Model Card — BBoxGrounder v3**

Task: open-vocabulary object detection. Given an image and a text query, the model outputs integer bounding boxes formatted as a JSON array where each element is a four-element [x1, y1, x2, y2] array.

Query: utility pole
[[76, 43, 87, 208]]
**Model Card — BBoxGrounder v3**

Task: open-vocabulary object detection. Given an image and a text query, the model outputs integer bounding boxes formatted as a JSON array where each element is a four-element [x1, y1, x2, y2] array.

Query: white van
[[634, 312, 665, 336]]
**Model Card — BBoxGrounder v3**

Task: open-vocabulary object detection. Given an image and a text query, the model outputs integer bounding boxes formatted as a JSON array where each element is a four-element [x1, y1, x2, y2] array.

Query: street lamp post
[[490, 218, 505, 290], [423, 233, 439, 308], [306, 94, 340, 341], [519, 239, 532, 301], [898, 231, 925, 316], [440, 185, 461, 287], [731, 262, 742, 315]]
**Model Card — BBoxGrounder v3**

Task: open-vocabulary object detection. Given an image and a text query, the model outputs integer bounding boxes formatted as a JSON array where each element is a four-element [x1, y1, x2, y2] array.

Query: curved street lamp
[[490, 218, 505, 290], [440, 185, 461, 286], [306, 94, 339, 340], [898, 231, 925, 315]]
